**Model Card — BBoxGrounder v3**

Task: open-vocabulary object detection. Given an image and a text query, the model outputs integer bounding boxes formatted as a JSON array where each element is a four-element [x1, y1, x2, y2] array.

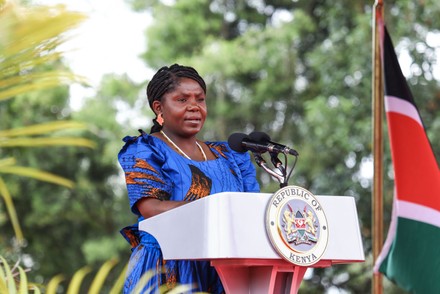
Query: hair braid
[[147, 64, 206, 134]]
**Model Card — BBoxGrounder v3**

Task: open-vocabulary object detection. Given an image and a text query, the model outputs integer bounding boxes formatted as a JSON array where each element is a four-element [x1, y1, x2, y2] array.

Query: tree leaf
[[0, 121, 89, 137], [0, 178, 23, 242], [66, 266, 92, 294], [0, 167, 74, 188], [0, 137, 96, 148], [18, 266, 28, 294], [0, 157, 15, 167], [89, 259, 119, 294], [46, 274, 64, 294], [0, 255, 17, 294], [108, 263, 127, 294]]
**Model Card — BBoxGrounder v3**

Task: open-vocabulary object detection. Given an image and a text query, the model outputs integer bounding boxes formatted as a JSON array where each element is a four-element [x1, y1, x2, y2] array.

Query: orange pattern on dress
[[146, 187, 171, 201], [134, 158, 158, 174], [120, 227, 140, 248], [158, 260, 177, 290], [125, 171, 165, 185], [184, 165, 212, 201], [208, 143, 228, 158]]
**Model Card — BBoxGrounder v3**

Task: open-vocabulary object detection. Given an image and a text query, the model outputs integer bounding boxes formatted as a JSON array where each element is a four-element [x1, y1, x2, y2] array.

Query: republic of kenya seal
[[265, 185, 329, 266]]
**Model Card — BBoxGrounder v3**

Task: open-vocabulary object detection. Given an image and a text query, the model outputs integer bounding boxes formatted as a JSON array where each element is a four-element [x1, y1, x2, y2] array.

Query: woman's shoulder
[[118, 130, 165, 160], [207, 141, 251, 162], [206, 141, 229, 156]]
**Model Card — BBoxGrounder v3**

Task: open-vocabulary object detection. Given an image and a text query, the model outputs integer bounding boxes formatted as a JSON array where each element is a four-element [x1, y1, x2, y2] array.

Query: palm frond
[[18, 266, 29, 293], [28, 283, 41, 294], [0, 178, 23, 242], [0, 137, 96, 148], [1, 257, 199, 294], [66, 266, 92, 294], [166, 284, 196, 293], [108, 263, 127, 294], [0, 72, 88, 101], [0, 2, 89, 102], [0, 157, 16, 167], [88, 259, 119, 294], [45, 274, 64, 294], [131, 271, 155, 294], [0, 166, 74, 188], [0, 279, 8, 294], [0, 255, 17, 294], [0, 121, 88, 137], [0, 256, 41, 294]]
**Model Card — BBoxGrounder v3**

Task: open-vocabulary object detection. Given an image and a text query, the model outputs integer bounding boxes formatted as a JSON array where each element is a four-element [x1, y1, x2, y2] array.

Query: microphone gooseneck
[[249, 131, 283, 168], [227, 131, 299, 188]]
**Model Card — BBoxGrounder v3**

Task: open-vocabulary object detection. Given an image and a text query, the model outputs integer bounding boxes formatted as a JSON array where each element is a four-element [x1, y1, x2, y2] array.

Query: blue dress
[[118, 132, 260, 294]]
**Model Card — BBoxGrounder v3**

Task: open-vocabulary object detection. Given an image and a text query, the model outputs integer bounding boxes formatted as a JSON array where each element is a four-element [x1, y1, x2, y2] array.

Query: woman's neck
[[159, 130, 206, 161]]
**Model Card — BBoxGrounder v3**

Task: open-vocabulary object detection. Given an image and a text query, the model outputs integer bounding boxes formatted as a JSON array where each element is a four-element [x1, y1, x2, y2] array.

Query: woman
[[118, 64, 260, 293]]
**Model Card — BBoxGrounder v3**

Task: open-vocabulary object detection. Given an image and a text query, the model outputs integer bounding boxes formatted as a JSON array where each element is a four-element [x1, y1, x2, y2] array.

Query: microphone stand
[[269, 152, 288, 187], [253, 153, 288, 187]]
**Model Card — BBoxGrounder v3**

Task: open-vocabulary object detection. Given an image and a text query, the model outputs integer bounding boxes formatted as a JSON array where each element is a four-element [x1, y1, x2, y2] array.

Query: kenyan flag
[[373, 27, 440, 293]]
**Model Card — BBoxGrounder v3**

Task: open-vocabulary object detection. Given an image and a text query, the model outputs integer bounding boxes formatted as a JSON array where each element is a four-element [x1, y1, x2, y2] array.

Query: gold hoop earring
[[157, 113, 164, 126]]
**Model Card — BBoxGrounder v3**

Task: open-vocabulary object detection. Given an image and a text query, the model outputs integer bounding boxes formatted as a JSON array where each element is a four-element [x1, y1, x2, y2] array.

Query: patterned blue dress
[[118, 132, 260, 294]]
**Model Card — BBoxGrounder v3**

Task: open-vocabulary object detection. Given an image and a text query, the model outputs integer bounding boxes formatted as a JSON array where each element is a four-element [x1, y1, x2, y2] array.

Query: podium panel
[[139, 192, 364, 293]]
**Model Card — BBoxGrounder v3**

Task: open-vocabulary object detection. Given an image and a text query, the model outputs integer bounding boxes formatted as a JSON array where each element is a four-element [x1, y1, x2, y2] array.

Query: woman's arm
[[136, 198, 186, 219]]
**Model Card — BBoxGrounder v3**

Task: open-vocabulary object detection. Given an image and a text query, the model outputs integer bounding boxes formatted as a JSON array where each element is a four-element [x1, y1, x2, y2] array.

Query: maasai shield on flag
[[373, 27, 440, 293]]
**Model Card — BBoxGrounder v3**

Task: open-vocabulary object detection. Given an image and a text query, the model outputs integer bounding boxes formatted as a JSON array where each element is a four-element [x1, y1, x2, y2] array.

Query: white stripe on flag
[[373, 197, 440, 273], [398, 200, 440, 228], [373, 191, 398, 273], [385, 95, 423, 127]]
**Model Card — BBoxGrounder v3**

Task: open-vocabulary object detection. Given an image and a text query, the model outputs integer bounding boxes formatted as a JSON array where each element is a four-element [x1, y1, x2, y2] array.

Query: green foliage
[[0, 255, 40, 294], [0, 1, 95, 245], [0, 1, 130, 292], [142, 0, 223, 67], [0, 254, 125, 293], [0, 2, 88, 102], [0, 73, 140, 286], [0, 254, 203, 294]]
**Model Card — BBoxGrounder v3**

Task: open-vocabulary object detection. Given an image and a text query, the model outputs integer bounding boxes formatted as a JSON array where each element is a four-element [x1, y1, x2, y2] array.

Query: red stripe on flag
[[387, 112, 440, 211]]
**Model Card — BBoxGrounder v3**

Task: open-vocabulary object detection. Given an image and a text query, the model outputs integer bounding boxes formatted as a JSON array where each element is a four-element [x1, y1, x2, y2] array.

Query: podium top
[[139, 192, 364, 264]]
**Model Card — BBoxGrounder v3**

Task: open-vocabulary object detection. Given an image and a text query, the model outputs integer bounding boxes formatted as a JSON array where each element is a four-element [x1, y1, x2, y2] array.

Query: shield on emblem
[[294, 210, 306, 236]]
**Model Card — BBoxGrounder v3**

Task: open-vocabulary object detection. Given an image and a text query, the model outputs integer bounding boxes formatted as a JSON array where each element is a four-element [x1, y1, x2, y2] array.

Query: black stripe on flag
[[383, 28, 416, 107]]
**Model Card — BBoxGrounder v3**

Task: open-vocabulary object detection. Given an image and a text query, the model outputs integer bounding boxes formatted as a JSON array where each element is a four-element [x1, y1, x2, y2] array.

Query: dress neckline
[[150, 134, 219, 162]]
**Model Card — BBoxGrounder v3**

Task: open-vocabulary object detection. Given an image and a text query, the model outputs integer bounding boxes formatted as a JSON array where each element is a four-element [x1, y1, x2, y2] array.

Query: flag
[[373, 27, 440, 293]]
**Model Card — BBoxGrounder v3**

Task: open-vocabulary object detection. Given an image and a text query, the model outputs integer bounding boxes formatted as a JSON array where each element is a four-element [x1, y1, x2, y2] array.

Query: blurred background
[[1, 0, 439, 292]]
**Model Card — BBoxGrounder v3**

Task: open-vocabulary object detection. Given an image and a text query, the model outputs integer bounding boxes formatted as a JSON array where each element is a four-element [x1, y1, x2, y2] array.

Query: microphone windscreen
[[227, 133, 249, 152], [249, 131, 271, 143]]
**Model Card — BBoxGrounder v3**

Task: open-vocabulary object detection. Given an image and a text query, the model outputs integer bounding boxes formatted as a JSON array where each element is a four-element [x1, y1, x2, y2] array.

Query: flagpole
[[372, 0, 384, 293]]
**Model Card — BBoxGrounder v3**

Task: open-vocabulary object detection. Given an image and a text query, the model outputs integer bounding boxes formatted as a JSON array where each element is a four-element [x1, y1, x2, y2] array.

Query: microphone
[[228, 132, 268, 154], [249, 131, 282, 167], [248, 131, 299, 156], [227, 132, 299, 156], [248, 131, 271, 142]]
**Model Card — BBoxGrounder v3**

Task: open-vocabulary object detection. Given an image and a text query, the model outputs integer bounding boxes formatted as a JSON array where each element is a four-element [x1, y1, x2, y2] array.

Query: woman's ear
[[152, 100, 162, 116]]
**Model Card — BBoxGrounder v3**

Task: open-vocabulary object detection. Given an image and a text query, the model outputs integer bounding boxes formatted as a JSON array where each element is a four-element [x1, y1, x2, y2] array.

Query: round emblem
[[265, 185, 329, 266]]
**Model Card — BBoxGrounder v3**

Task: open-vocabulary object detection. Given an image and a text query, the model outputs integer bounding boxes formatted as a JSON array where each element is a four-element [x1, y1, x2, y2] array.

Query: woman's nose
[[187, 98, 199, 110]]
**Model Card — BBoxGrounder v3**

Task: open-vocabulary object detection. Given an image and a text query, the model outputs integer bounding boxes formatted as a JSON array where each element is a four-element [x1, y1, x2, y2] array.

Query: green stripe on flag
[[379, 217, 440, 293]]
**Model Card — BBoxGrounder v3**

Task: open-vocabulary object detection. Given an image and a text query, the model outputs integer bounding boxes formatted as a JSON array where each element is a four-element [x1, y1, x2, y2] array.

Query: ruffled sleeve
[[118, 134, 173, 216], [229, 148, 260, 192], [208, 141, 260, 193]]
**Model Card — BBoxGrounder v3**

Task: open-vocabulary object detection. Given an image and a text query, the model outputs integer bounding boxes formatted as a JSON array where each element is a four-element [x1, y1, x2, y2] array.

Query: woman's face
[[155, 77, 207, 138]]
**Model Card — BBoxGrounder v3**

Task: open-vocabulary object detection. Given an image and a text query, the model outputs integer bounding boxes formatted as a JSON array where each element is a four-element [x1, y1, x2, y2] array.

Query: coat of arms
[[266, 185, 329, 266], [283, 206, 318, 245]]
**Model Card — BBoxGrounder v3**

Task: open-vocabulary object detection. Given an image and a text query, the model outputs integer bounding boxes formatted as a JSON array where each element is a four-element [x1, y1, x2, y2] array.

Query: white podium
[[139, 192, 364, 293]]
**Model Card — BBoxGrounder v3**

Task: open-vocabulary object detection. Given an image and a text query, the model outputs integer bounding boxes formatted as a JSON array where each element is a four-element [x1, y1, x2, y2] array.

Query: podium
[[139, 192, 364, 293]]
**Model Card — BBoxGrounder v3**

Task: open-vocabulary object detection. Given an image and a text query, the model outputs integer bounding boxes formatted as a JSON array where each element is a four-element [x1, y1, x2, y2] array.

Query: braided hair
[[147, 64, 207, 134]]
